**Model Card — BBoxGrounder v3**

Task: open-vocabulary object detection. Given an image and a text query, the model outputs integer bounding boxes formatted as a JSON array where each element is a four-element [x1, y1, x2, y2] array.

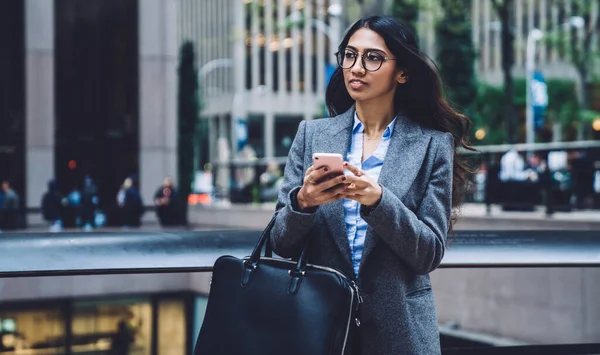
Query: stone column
[[264, 112, 275, 159], [25, 0, 54, 208], [138, 0, 179, 202]]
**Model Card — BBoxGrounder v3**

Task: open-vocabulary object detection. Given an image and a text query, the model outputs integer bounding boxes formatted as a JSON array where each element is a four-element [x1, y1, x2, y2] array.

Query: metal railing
[[1, 230, 599, 354]]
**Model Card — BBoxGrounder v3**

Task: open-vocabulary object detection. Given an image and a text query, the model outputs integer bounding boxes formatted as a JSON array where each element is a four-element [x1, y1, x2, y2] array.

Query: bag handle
[[242, 212, 309, 287]]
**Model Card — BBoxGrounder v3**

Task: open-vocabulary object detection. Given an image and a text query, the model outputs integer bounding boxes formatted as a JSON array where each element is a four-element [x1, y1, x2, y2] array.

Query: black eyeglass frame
[[334, 49, 396, 72]]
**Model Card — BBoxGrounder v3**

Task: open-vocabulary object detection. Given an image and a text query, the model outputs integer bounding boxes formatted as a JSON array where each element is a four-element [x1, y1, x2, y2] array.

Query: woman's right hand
[[296, 166, 348, 210]]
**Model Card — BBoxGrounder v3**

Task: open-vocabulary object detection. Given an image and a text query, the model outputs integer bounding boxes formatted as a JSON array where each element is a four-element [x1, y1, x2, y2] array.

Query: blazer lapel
[[360, 114, 432, 267], [312, 107, 355, 268]]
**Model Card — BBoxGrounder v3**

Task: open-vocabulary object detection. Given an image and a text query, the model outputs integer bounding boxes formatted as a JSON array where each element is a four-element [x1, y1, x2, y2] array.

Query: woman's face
[[341, 28, 405, 104]]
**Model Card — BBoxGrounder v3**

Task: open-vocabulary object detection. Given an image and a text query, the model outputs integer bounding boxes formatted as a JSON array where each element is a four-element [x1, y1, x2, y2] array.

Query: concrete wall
[[138, 0, 179, 204], [25, 0, 54, 209], [0, 273, 210, 302], [432, 268, 600, 344]]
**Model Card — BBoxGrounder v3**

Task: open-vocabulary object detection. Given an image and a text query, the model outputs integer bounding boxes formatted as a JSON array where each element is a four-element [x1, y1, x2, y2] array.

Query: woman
[[270, 16, 473, 354]]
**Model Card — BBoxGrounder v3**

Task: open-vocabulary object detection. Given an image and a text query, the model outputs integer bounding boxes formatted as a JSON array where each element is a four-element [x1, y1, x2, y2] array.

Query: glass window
[[247, 115, 265, 158], [0, 308, 65, 354], [157, 300, 187, 355], [0, 0, 25, 205], [72, 299, 152, 355], [275, 116, 303, 157], [191, 296, 209, 352]]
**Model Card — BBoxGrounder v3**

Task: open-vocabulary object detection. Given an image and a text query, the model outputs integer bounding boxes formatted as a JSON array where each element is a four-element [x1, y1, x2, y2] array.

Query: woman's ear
[[397, 70, 408, 84]]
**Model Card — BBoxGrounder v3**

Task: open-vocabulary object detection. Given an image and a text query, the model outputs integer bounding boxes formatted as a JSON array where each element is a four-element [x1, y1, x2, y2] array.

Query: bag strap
[[246, 211, 309, 273]]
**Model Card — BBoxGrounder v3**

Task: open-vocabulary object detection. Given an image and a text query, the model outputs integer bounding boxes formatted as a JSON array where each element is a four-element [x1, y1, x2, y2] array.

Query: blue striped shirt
[[344, 113, 396, 278]]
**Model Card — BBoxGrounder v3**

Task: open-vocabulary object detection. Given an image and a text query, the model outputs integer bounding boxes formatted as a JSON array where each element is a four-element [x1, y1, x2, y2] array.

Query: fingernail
[[341, 176, 347, 181], [343, 162, 348, 166], [324, 167, 328, 172]]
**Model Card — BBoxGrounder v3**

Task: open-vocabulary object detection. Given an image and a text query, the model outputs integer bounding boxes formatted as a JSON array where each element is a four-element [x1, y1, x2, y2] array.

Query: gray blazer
[[270, 106, 454, 355]]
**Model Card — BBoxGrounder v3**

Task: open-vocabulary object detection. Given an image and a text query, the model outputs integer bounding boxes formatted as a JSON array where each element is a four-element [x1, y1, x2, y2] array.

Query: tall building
[[0, 0, 346, 352], [0, 0, 177, 223], [471, 0, 600, 84], [180, 0, 343, 165], [0, 2, 205, 354]]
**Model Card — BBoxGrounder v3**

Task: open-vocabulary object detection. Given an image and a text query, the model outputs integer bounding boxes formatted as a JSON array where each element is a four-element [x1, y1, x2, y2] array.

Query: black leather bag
[[193, 213, 362, 355]]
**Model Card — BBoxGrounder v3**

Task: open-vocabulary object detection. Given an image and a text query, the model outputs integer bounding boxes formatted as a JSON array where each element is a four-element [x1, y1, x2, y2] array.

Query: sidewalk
[[6, 202, 600, 233], [459, 203, 600, 222], [187, 202, 600, 230]]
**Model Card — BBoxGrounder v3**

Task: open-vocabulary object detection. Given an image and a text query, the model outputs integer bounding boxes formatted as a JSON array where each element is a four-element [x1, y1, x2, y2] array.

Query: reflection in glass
[[275, 117, 303, 157], [157, 300, 186, 355], [0, 309, 65, 354], [72, 299, 152, 355]]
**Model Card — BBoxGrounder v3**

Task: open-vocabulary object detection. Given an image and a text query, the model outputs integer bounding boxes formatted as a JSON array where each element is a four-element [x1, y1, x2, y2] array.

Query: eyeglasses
[[335, 49, 396, 72]]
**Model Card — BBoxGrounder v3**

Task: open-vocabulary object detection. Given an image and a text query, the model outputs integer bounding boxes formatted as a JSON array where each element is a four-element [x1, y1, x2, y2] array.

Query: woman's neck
[[355, 101, 396, 137]]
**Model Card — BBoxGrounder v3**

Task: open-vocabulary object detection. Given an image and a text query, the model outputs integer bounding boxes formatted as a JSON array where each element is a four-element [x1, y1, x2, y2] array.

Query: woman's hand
[[341, 162, 382, 207], [296, 166, 349, 210]]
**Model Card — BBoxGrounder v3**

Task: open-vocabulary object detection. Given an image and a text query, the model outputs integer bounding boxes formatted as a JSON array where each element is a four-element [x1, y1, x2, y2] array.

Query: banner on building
[[324, 63, 337, 117], [531, 71, 548, 130]]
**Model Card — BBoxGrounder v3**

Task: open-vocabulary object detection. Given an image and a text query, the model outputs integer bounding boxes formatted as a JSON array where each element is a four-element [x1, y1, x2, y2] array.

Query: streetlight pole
[[287, 3, 343, 64], [525, 16, 585, 147], [197, 58, 233, 201]]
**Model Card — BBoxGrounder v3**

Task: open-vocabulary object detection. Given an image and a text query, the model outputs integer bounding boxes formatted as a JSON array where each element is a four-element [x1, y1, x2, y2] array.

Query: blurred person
[[570, 150, 594, 209], [259, 161, 283, 202], [117, 175, 144, 228], [0, 185, 3, 232], [484, 155, 502, 214], [63, 185, 82, 228], [593, 161, 600, 208], [41, 179, 64, 232], [498, 149, 539, 211], [154, 177, 183, 226], [269, 16, 473, 354], [116, 178, 132, 209], [499, 148, 529, 182], [81, 176, 98, 231], [0, 181, 20, 231], [233, 144, 257, 203], [110, 320, 134, 355]]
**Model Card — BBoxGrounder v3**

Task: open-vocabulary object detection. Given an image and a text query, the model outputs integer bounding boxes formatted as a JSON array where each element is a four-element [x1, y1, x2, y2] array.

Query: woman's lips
[[349, 79, 367, 90]]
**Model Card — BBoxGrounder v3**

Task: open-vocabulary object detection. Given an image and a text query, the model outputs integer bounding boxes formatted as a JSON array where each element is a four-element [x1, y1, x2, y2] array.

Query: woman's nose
[[351, 57, 366, 74]]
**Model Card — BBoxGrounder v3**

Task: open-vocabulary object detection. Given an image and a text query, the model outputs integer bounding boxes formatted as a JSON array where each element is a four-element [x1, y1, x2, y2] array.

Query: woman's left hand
[[342, 162, 383, 207]]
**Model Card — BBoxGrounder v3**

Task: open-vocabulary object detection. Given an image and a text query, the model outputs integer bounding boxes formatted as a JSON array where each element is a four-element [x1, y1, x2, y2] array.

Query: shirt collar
[[353, 112, 397, 139]]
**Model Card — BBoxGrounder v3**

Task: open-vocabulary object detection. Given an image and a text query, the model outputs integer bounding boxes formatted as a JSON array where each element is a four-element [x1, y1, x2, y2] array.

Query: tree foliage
[[436, 0, 478, 113], [547, 0, 600, 108], [490, 0, 518, 143], [390, 0, 420, 37], [472, 78, 586, 144], [177, 41, 200, 222]]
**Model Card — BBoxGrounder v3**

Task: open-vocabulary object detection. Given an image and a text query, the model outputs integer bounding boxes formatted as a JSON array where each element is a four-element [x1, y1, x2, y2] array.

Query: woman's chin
[[348, 91, 369, 102]]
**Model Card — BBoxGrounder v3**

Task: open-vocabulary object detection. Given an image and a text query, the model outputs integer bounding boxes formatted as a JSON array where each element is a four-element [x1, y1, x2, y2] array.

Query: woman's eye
[[344, 51, 357, 58], [366, 53, 383, 61]]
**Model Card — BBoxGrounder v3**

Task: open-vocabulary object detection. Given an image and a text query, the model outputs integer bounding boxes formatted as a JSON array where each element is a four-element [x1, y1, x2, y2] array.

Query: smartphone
[[312, 153, 345, 183]]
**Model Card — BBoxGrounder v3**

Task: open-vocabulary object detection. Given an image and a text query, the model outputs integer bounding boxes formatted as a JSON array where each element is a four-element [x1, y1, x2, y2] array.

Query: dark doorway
[[54, 0, 139, 225], [0, 0, 25, 208]]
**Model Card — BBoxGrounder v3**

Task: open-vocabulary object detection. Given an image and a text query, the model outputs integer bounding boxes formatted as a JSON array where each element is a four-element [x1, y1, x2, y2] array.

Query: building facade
[[0, 0, 177, 218], [181, 0, 343, 164], [471, 0, 600, 84], [0, 2, 204, 354]]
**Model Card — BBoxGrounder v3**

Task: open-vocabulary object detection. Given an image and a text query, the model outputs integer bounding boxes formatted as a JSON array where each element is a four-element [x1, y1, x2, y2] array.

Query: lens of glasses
[[336, 50, 385, 72]]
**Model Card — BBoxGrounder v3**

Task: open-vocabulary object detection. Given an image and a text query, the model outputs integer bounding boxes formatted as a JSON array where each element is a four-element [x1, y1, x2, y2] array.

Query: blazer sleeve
[[270, 120, 317, 258], [361, 132, 454, 275]]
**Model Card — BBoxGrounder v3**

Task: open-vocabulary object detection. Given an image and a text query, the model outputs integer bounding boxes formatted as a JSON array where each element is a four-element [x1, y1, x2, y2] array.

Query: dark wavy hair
[[325, 15, 475, 231]]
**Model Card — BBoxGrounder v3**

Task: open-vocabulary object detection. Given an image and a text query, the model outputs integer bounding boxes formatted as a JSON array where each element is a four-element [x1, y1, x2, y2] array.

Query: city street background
[[0, 0, 599, 354]]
